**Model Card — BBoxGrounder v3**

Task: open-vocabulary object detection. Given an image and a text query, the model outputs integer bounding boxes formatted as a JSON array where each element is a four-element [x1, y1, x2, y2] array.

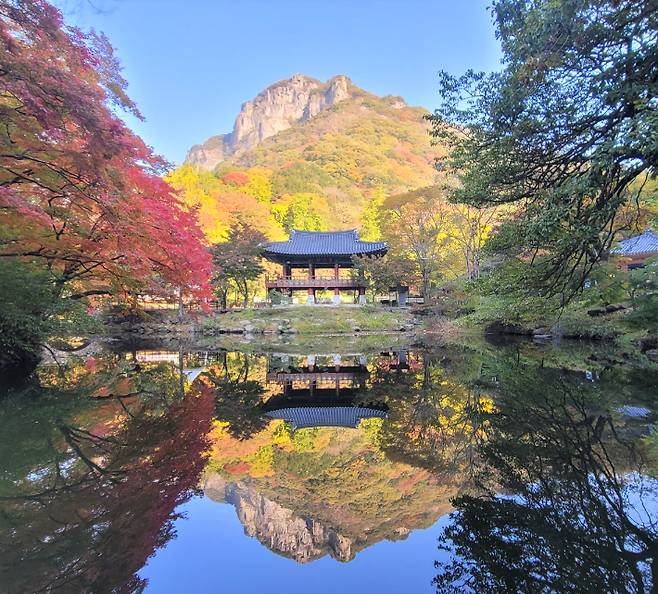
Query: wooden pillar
[[307, 262, 316, 304], [334, 263, 339, 279]]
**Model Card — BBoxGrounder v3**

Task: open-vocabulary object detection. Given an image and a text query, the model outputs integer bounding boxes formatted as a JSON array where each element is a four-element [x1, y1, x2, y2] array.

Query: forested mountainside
[[172, 74, 442, 239]]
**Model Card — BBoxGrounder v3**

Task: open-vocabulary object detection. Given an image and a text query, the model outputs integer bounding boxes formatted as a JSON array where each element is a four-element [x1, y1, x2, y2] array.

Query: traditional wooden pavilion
[[611, 228, 658, 270], [262, 229, 388, 304]]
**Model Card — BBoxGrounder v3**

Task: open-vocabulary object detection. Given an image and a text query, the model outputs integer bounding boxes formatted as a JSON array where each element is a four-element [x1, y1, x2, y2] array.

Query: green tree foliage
[[272, 193, 331, 232], [430, 0, 658, 303], [211, 223, 266, 308], [271, 162, 335, 196], [352, 253, 416, 298], [622, 260, 658, 330], [0, 262, 61, 372], [0, 261, 92, 374]]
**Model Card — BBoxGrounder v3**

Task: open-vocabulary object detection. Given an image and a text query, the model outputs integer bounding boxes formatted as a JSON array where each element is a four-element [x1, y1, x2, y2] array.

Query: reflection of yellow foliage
[[247, 445, 274, 477], [271, 421, 294, 449], [210, 424, 272, 462], [204, 417, 455, 547], [37, 362, 89, 389], [292, 428, 320, 452], [360, 417, 384, 453]]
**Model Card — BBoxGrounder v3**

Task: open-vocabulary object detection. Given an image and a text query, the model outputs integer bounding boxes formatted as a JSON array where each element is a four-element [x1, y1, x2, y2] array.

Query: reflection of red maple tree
[[0, 384, 214, 594]]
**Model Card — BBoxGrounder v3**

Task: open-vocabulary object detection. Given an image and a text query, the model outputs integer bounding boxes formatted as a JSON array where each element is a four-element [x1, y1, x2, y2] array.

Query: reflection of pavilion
[[263, 354, 388, 429], [266, 406, 387, 430], [381, 350, 410, 371]]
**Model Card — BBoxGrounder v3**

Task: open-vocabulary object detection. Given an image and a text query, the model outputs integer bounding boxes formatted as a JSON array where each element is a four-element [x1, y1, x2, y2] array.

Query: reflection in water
[[262, 353, 388, 429], [0, 357, 214, 594], [201, 350, 457, 564], [433, 365, 658, 593], [0, 340, 657, 592], [205, 476, 355, 563]]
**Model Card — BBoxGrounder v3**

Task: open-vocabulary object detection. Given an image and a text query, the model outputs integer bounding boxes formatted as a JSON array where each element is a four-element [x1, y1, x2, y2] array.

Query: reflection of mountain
[[200, 350, 470, 563], [205, 475, 353, 562], [205, 419, 456, 562]]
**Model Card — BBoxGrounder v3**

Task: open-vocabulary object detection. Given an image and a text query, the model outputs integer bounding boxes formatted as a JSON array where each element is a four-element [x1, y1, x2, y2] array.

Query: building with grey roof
[[611, 229, 658, 269], [262, 229, 388, 304]]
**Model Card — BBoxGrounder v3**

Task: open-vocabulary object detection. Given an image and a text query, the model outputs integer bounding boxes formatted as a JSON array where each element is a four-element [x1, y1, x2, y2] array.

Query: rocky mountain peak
[[185, 74, 355, 170], [204, 476, 354, 563]]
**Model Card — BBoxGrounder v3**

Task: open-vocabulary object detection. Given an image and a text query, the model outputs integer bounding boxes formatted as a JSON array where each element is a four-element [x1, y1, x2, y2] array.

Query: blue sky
[[61, 0, 501, 164]]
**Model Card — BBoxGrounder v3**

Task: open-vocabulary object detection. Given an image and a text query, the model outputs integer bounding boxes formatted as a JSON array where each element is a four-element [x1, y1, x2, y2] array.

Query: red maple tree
[[0, 0, 212, 302]]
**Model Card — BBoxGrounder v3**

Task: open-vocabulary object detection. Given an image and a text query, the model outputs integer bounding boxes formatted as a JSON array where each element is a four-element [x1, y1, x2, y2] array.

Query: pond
[[1, 337, 657, 593]]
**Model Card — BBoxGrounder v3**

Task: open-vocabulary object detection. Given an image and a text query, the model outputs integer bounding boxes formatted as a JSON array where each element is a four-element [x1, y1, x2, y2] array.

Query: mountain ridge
[[171, 74, 442, 234], [186, 74, 356, 170]]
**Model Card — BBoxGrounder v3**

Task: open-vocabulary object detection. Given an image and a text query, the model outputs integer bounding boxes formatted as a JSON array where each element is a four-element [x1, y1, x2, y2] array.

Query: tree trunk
[[422, 267, 431, 301], [177, 287, 184, 323], [242, 279, 249, 308], [472, 251, 480, 280]]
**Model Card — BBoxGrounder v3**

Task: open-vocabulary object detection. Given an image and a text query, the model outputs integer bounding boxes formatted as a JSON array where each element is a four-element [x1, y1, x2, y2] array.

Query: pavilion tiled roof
[[263, 229, 387, 257], [611, 229, 658, 256], [265, 406, 388, 429]]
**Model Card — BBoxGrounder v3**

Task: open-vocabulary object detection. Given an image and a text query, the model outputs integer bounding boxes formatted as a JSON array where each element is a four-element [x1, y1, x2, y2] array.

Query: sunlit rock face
[[185, 74, 353, 170], [204, 475, 353, 562], [185, 134, 230, 168]]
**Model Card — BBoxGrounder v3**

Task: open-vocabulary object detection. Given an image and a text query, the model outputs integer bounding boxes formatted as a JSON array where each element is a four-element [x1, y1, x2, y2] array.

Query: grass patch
[[199, 305, 415, 335]]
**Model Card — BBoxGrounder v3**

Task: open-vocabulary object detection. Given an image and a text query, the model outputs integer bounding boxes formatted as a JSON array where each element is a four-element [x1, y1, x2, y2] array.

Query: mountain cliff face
[[186, 74, 353, 170], [204, 475, 353, 563]]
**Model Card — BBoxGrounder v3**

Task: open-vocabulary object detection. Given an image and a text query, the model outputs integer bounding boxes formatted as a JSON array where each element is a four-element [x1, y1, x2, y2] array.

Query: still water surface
[[1, 338, 657, 593]]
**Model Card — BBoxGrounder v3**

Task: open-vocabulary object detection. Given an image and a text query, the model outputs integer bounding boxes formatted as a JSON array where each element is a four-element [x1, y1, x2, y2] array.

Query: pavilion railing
[[266, 276, 363, 289]]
